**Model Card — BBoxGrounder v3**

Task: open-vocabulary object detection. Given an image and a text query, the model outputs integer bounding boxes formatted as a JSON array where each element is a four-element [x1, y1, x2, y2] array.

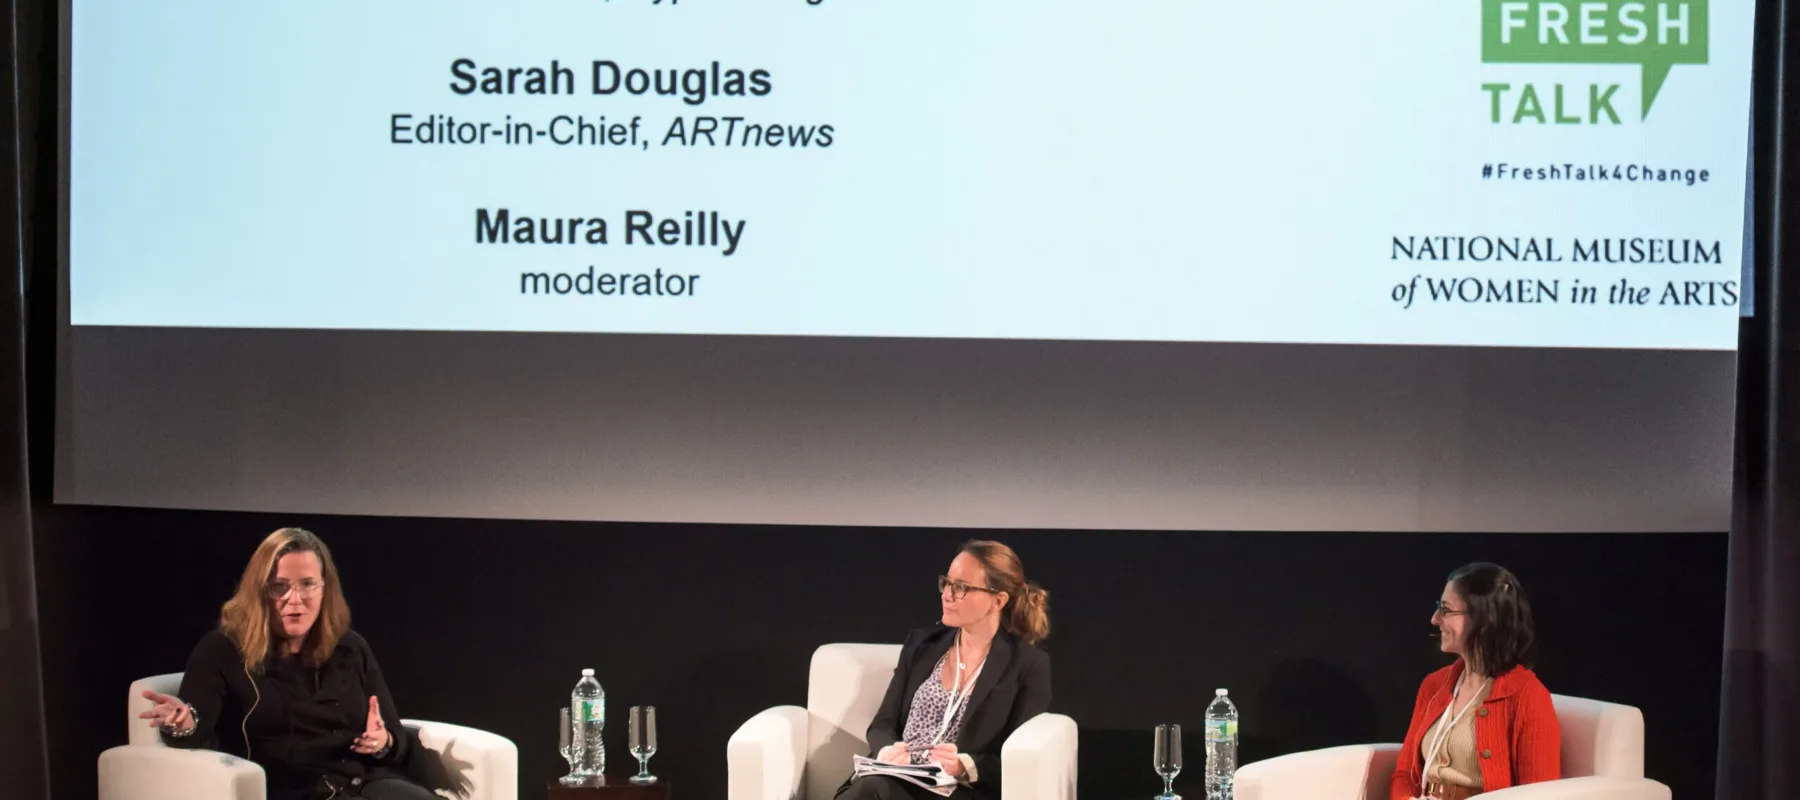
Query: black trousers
[[278, 770, 436, 800], [836, 775, 977, 800], [306, 774, 428, 800], [348, 777, 436, 800]]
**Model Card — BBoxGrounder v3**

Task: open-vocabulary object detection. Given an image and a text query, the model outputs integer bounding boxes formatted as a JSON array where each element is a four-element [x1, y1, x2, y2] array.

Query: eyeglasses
[[1433, 600, 1466, 617], [266, 579, 325, 600], [938, 576, 999, 601]]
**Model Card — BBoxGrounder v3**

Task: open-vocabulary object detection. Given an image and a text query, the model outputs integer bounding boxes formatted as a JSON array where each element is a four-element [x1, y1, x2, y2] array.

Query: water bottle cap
[[1216, 688, 1228, 696], [582, 669, 595, 676]]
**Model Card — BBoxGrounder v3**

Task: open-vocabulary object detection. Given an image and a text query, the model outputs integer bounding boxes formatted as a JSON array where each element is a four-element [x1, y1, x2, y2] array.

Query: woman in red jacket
[[1390, 563, 1561, 800]]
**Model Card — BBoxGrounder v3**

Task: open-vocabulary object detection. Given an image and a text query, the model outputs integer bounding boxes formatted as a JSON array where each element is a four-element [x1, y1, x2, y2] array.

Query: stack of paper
[[851, 755, 957, 795]]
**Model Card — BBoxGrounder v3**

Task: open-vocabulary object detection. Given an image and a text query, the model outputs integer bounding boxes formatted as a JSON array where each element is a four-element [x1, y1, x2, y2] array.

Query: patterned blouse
[[900, 651, 975, 764]]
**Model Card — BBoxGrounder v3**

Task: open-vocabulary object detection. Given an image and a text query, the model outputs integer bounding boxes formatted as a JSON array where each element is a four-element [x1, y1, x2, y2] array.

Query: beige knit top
[[1420, 681, 1491, 792]]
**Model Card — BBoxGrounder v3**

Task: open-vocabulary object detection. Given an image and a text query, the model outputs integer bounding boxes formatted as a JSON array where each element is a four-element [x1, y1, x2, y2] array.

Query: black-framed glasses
[[1433, 600, 1466, 617], [938, 576, 999, 601], [266, 579, 325, 600]]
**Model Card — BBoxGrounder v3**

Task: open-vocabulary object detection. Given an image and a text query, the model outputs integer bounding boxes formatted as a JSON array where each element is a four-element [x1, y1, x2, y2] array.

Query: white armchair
[[1233, 694, 1669, 800], [98, 673, 519, 800], [727, 643, 1078, 800]]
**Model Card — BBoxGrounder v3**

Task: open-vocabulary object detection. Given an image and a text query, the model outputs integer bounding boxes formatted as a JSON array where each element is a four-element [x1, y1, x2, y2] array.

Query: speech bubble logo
[[1482, 0, 1708, 120]]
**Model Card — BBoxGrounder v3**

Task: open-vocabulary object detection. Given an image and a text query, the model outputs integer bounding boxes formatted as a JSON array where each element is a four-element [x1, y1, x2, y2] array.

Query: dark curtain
[[0, 0, 49, 797], [1720, 0, 1800, 797]]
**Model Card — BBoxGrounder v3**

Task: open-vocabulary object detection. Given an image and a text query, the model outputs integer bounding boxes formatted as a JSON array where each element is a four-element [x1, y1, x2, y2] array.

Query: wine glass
[[559, 707, 583, 786], [629, 706, 659, 784], [1154, 724, 1182, 800]]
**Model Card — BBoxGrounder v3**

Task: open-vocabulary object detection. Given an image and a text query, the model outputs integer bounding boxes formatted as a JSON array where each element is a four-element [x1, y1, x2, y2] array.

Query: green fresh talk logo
[[1482, 0, 1708, 120]]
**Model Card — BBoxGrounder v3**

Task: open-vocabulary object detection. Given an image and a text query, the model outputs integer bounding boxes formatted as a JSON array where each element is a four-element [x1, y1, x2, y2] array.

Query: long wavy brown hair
[[220, 528, 351, 670]]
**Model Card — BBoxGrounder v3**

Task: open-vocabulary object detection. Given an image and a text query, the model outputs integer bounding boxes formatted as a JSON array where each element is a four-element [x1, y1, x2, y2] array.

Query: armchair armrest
[[1481, 776, 1671, 800], [728, 705, 809, 800], [1367, 743, 1402, 799], [98, 744, 266, 800], [1235, 743, 1402, 800], [404, 719, 519, 800], [1000, 713, 1077, 800]]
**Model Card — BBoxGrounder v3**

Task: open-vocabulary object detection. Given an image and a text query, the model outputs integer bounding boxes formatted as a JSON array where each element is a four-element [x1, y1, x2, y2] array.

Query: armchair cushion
[[1482, 776, 1671, 800], [98, 745, 266, 800], [404, 719, 519, 800], [1237, 694, 1657, 800], [729, 643, 1076, 800], [728, 705, 810, 800], [108, 673, 516, 800], [1550, 695, 1645, 779], [999, 712, 1078, 800], [126, 673, 185, 747], [1234, 743, 1397, 800], [803, 643, 903, 800]]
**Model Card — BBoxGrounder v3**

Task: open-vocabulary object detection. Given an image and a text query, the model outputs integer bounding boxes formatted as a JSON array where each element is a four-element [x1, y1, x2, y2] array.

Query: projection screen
[[56, 0, 1754, 531]]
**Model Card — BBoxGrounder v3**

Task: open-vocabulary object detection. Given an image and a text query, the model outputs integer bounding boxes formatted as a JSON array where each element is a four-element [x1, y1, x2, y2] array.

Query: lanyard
[[1419, 674, 1489, 797], [932, 633, 988, 746]]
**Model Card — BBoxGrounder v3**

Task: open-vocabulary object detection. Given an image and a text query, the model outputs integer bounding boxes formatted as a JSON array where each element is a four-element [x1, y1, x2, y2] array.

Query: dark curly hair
[[1447, 562, 1536, 676]]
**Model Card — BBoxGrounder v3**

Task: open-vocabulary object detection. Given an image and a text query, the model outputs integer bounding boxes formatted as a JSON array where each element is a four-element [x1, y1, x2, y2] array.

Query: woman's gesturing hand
[[139, 690, 195, 734], [351, 696, 391, 755]]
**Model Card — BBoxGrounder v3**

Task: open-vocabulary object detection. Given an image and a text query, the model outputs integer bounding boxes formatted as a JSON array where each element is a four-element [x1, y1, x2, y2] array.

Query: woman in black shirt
[[138, 528, 432, 800]]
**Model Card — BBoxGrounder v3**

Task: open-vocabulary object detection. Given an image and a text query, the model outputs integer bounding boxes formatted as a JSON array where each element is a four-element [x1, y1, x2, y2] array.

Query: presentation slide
[[56, 1, 1751, 531], [68, 0, 1752, 350]]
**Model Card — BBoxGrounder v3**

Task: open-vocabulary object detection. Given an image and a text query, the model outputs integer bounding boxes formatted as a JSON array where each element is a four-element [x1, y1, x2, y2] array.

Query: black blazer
[[861, 625, 1052, 800]]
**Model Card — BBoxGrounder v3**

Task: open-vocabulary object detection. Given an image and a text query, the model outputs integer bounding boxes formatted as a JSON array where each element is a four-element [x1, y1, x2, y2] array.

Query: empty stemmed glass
[[1154, 723, 1182, 800], [629, 706, 659, 784], [559, 707, 583, 786]]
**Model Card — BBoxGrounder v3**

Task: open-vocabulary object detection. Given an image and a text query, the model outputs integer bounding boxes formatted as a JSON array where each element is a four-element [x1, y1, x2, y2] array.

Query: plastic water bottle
[[571, 669, 606, 777], [1204, 688, 1239, 800]]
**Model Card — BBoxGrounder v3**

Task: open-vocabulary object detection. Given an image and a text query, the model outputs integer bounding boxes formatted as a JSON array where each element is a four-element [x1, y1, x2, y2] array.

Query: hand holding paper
[[927, 744, 965, 778], [876, 742, 910, 765], [852, 755, 956, 793]]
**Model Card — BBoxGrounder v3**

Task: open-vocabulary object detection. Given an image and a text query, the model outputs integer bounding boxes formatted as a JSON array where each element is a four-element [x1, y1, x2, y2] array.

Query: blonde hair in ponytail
[[1009, 581, 1051, 645], [960, 540, 1051, 645]]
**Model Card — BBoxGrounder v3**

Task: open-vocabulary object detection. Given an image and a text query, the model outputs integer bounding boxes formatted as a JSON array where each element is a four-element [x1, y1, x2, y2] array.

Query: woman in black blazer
[[839, 540, 1052, 800]]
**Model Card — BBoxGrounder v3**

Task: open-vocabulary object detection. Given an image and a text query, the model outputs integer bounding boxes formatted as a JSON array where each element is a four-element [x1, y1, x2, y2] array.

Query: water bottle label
[[580, 700, 594, 722], [1205, 719, 1238, 742]]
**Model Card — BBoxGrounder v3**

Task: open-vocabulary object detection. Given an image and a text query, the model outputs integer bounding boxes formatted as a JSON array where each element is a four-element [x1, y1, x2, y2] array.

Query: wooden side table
[[546, 776, 671, 800]]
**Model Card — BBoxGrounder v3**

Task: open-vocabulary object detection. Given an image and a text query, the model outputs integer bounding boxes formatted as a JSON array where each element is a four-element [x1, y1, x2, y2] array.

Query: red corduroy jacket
[[1389, 661, 1562, 800]]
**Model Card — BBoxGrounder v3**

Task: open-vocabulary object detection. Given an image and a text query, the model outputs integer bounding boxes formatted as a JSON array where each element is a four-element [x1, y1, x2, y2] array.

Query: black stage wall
[[33, 511, 1725, 799]]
